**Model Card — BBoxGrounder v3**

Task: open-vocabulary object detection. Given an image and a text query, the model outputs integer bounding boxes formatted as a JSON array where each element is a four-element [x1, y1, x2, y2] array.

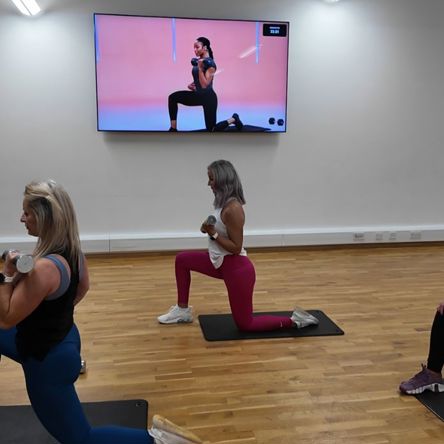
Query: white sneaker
[[291, 307, 319, 328], [157, 305, 193, 324], [149, 414, 202, 443]]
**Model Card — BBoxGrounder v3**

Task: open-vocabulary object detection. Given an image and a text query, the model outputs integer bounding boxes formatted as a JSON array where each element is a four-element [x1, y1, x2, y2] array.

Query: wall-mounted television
[[94, 14, 289, 133]]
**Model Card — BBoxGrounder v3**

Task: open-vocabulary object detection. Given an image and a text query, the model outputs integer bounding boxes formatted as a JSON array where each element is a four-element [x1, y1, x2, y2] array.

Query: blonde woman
[[0, 180, 202, 444], [158, 160, 318, 331]]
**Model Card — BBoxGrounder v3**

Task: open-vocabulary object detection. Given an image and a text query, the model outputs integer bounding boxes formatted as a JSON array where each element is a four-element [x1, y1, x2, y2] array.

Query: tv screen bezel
[[93, 13, 290, 134]]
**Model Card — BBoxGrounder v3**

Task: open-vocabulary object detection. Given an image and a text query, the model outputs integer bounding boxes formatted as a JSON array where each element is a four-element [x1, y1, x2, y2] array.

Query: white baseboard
[[1, 225, 444, 254]]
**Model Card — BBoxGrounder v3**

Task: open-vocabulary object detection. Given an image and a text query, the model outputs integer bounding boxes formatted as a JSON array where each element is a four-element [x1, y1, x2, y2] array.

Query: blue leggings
[[0, 324, 152, 444]]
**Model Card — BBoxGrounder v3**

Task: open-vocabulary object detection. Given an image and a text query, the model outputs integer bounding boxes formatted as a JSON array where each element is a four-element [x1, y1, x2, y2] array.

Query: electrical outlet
[[353, 232, 365, 242], [389, 232, 397, 241], [375, 232, 384, 241], [410, 231, 421, 240]]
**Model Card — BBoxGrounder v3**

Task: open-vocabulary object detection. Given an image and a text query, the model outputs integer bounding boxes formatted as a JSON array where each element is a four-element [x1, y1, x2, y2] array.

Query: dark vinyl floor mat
[[0, 399, 148, 444], [198, 310, 344, 341], [415, 391, 444, 421]]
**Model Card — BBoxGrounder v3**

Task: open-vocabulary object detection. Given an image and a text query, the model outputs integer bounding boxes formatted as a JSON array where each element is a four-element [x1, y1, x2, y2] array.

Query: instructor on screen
[[167, 36, 243, 132]]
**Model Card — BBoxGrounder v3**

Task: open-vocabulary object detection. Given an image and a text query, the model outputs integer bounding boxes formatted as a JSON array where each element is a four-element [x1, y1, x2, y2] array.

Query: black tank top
[[16, 253, 79, 361]]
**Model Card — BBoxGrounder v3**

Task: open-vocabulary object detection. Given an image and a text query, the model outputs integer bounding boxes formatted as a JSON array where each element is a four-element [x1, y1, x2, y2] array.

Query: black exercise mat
[[0, 399, 148, 444], [415, 391, 444, 421], [193, 124, 271, 132], [198, 310, 344, 341]]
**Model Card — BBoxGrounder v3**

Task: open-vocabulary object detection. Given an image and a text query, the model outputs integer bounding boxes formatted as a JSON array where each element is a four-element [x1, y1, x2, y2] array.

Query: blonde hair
[[208, 160, 246, 209], [24, 180, 81, 270]]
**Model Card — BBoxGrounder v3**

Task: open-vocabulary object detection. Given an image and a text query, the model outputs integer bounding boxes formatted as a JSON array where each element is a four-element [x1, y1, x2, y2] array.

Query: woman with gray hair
[[0, 180, 202, 444], [158, 160, 318, 330]]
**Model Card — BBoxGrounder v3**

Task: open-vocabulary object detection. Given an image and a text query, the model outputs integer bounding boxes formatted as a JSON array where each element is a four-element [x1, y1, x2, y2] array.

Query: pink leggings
[[175, 251, 293, 331]]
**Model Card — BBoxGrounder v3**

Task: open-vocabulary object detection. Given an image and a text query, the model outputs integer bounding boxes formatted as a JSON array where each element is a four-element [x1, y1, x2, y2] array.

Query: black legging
[[427, 311, 444, 373], [168, 90, 217, 131], [213, 120, 230, 132]]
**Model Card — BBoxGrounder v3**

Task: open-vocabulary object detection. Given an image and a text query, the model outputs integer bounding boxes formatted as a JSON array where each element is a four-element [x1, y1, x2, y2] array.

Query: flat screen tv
[[94, 14, 289, 133]]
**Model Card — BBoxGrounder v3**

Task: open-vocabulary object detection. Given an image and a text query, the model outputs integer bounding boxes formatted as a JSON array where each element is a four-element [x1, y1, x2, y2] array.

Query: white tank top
[[208, 207, 247, 269]]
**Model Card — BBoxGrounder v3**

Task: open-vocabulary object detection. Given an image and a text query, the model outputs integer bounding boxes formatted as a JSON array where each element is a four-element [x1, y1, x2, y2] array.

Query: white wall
[[1, 0, 444, 253]]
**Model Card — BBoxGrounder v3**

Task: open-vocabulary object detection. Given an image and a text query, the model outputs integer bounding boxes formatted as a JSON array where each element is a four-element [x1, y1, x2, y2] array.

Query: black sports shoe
[[168, 127, 178, 132], [232, 113, 243, 131]]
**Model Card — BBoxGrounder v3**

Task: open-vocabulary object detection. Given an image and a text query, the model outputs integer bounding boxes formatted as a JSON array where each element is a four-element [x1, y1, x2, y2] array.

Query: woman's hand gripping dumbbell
[[2, 250, 35, 273], [200, 215, 218, 240]]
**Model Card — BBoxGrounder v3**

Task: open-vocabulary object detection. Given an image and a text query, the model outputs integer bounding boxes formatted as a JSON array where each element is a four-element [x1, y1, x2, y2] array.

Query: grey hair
[[208, 160, 246, 209], [23, 180, 81, 271]]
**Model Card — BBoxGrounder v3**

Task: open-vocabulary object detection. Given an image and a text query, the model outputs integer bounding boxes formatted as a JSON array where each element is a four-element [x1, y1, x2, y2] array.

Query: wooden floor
[[1, 244, 444, 443]]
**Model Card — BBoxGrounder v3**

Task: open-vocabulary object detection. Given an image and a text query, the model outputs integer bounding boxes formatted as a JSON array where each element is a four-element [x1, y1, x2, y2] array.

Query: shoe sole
[[158, 318, 193, 324], [403, 382, 444, 395]]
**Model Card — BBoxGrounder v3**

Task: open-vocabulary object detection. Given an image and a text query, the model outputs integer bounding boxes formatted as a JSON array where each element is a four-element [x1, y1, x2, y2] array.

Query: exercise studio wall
[[1, 0, 444, 253]]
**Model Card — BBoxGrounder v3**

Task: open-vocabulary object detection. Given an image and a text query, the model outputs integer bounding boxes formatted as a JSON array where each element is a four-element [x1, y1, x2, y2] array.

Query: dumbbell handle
[[2, 250, 35, 273]]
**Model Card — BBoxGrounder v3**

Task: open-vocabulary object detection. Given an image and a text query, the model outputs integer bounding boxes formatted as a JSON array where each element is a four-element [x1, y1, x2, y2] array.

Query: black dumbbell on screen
[[191, 58, 211, 69], [2, 250, 34, 273], [202, 59, 211, 69]]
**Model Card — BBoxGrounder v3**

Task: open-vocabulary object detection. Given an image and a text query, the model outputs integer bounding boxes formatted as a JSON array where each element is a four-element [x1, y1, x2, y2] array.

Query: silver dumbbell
[[2, 250, 34, 273], [205, 215, 216, 225]]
